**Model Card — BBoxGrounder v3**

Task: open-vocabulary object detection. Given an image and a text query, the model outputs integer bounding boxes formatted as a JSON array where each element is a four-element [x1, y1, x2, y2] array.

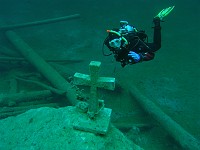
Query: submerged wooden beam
[[0, 90, 53, 106], [129, 85, 200, 150], [0, 103, 59, 119], [5, 31, 78, 105], [15, 77, 66, 95], [0, 14, 80, 31], [0, 56, 83, 64]]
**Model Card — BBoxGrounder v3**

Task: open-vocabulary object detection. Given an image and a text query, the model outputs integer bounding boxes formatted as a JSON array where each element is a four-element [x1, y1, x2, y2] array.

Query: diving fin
[[155, 6, 175, 20]]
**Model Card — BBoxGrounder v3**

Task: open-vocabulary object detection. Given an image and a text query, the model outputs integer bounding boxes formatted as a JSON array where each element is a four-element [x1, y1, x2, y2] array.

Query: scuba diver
[[103, 6, 175, 67]]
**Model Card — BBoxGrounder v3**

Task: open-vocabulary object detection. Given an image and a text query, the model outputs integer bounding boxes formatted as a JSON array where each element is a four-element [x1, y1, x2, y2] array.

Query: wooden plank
[[0, 90, 52, 106], [5, 31, 78, 105], [0, 14, 80, 31], [129, 85, 200, 150]]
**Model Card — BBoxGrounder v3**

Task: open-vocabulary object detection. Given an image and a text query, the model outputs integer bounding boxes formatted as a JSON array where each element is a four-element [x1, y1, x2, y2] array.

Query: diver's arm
[[149, 5, 175, 51], [153, 17, 161, 51], [146, 17, 161, 52]]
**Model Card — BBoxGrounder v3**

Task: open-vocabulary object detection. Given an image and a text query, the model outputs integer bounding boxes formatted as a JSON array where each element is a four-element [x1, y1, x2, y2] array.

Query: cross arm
[[74, 73, 90, 86], [97, 77, 115, 90]]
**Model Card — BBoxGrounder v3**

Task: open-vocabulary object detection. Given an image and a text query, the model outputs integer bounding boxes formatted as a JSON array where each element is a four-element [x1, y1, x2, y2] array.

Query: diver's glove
[[128, 51, 141, 63]]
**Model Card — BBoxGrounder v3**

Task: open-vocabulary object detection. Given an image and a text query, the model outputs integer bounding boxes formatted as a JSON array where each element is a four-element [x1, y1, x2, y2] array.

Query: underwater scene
[[0, 0, 199, 149]]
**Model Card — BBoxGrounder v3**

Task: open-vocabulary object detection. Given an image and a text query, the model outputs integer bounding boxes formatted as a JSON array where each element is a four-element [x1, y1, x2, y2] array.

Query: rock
[[0, 106, 139, 150]]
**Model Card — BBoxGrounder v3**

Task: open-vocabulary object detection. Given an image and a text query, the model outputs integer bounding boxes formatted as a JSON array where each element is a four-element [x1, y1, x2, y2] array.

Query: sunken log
[[0, 46, 21, 57], [0, 14, 80, 31], [0, 90, 53, 106], [0, 56, 83, 64], [129, 85, 200, 150], [0, 103, 59, 119], [5, 31, 78, 105], [15, 77, 66, 95]]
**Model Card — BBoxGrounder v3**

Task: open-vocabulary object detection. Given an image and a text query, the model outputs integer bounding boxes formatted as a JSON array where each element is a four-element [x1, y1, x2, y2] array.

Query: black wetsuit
[[104, 17, 161, 67]]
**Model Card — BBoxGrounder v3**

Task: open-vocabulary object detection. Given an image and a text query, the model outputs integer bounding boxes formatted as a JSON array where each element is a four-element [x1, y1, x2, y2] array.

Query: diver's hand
[[128, 51, 140, 63], [154, 6, 175, 20], [153, 17, 161, 27]]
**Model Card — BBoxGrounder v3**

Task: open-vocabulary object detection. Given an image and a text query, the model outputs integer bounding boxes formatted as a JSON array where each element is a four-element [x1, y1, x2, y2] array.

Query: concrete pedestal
[[73, 108, 112, 135]]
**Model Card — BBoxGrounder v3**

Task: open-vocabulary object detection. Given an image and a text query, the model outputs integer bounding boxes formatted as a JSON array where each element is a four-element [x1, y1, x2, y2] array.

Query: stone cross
[[74, 61, 115, 118]]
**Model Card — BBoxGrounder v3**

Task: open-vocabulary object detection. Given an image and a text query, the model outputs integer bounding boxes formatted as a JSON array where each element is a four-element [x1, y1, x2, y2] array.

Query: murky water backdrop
[[0, 0, 199, 149]]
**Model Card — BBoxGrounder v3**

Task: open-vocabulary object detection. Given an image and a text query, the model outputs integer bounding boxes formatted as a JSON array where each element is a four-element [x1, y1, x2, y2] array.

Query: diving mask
[[109, 38, 122, 48]]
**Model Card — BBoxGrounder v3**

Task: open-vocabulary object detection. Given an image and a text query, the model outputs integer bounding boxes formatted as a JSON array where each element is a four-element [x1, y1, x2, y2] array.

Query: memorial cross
[[74, 61, 115, 118]]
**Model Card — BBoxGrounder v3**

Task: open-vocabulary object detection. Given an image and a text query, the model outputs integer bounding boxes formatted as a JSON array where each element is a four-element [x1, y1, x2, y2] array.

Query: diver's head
[[109, 38, 122, 48]]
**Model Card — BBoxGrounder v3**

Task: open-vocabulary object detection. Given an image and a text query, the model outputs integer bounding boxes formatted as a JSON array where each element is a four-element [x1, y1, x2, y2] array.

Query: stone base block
[[73, 108, 112, 135]]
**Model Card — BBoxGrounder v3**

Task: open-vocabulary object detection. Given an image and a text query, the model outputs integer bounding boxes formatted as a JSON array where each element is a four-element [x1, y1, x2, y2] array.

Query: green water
[[0, 0, 199, 149]]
